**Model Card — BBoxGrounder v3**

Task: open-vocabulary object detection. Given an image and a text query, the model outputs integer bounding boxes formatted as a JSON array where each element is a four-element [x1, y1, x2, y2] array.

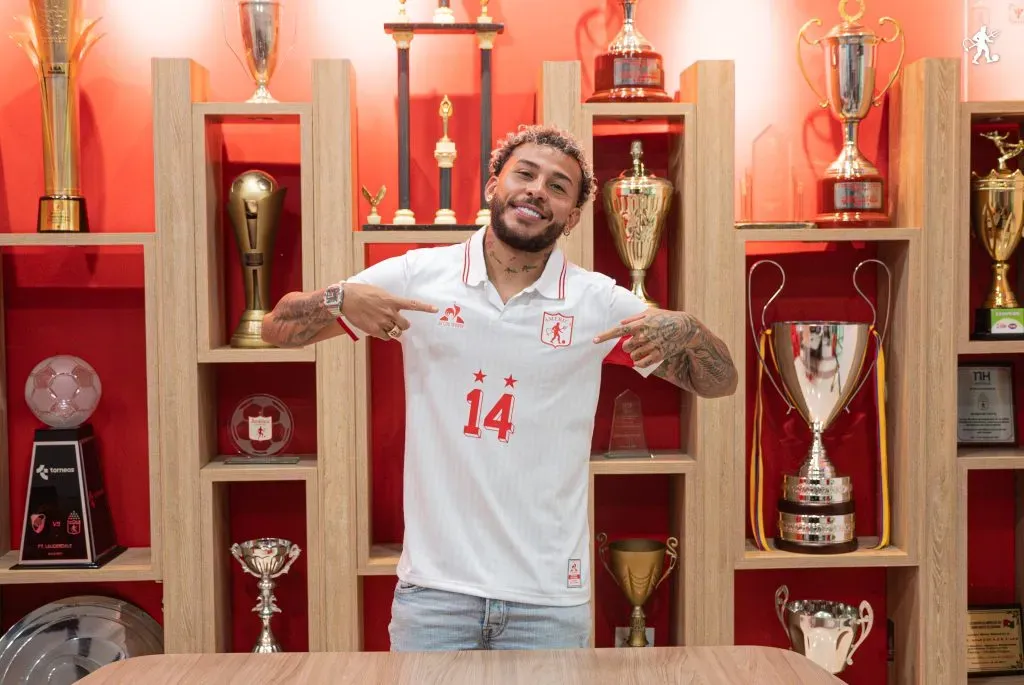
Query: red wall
[[0, 0, 1018, 681]]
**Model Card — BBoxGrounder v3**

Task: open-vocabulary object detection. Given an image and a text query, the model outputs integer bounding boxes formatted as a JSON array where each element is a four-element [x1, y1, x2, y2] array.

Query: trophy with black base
[[16, 355, 123, 569]]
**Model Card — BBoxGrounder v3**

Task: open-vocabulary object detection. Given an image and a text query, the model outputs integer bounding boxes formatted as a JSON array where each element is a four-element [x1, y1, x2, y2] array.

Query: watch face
[[324, 285, 342, 306]]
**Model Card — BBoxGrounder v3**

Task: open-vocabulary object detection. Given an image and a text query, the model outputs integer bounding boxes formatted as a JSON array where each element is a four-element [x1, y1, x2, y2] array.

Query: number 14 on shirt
[[464, 370, 516, 443]]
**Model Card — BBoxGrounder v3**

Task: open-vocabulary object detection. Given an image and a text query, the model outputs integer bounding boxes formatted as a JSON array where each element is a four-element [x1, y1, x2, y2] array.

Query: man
[[260, 124, 737, 651]]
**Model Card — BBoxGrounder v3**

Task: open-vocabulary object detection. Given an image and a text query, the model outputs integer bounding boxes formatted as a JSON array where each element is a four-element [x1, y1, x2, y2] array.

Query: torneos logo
[[36, 464, 76, 481]]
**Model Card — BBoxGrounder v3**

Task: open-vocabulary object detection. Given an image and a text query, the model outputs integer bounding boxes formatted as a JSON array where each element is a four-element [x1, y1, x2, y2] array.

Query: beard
[[489, 193, 565, 253]]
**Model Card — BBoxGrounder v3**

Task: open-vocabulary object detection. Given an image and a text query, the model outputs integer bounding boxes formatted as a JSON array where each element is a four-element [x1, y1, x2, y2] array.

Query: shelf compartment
[[959, 448, 1024, 470], [737, 538, 913, 569], [354, 230, 476, 245], [0, 547, 156, 584], [198, 346, 314, 364], [0, 232, 155, 247], [201, 456, 317, 483], [589, 451, 695, 475], [739, 227, 920, 243]]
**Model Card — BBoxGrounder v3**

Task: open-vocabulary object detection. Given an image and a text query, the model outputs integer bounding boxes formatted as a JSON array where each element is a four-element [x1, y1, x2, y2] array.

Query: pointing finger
[[396, 298, 439, 313], [593, 324, 631, 344]]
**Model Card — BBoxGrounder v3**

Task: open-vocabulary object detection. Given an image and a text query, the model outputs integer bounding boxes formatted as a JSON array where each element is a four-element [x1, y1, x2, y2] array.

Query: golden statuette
[[434, 96, 457, 225], [362, 185, 386, 225], [11, 0, 102, 233], [971, 131, 1024, 338], [478, 0, 492, 23]]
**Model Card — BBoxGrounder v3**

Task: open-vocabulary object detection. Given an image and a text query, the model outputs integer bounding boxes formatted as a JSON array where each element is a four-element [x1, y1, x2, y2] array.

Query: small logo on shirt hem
[[567, 558, 582, 588]]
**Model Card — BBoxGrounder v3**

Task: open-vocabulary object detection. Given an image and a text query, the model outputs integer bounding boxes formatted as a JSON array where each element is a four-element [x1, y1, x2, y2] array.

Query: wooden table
[[78, 646, 842, 684]]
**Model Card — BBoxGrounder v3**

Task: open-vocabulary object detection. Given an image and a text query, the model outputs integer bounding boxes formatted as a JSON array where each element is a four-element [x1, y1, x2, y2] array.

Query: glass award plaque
[[225, 393, 299, 464], [606, 389, 651, 458]]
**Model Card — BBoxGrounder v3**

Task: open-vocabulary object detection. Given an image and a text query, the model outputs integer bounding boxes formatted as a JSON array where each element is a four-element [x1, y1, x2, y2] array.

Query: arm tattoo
[[261, 289, 334, 347], [636, 311, 738, 398]]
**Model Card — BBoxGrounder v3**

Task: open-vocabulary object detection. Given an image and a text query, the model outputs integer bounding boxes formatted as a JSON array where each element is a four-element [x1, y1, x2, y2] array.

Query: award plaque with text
[[606, 390, 651, 459], [957, 363, 1016, 446], [967, 605, 1024, 677]]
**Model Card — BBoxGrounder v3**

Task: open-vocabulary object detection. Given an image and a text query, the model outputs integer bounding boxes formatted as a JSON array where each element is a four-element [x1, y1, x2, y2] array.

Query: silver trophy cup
[[231, 537, 301, 653], [748, 258, 890, 554], [223, 0, 288, 103], [775, 584, 873, 674]]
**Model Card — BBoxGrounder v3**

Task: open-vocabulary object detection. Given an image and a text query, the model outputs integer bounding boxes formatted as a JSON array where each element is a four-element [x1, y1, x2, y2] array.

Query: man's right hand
[[341, 282, 438, 341]]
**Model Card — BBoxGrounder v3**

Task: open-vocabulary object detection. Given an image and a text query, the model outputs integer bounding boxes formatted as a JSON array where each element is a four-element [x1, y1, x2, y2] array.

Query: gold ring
[[387, 325, 402, 339]]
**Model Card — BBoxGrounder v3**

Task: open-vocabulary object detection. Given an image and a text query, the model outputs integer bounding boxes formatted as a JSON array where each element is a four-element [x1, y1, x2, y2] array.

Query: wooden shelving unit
[[153, 57, 359, 653], [0, 231, 162, 585]]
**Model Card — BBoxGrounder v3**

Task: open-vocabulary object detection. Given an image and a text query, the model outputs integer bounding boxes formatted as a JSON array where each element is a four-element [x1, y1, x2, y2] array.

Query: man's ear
[[484, 175, 498, 201], [564, 207, 581, 231]]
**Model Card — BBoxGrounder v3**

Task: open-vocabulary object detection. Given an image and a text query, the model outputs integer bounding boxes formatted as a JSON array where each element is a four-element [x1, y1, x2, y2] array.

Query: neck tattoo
[[487, 249, 545, 277]]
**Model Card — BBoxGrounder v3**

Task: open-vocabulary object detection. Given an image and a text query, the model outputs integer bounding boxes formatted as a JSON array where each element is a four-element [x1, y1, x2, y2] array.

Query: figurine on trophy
[[231, 538, 302, 652], [362, 185, 386, 225], [747, 258, 893, 554], [970, 130, 1024, 339]]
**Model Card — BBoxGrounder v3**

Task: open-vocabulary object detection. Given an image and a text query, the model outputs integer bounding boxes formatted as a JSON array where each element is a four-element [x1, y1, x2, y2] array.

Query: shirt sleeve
[[335, 253, 410, 340], [601, 284, 663, 378]]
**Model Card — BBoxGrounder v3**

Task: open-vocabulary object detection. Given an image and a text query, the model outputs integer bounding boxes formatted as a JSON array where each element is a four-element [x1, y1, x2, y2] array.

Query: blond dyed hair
[[488, 124, 597, 208]]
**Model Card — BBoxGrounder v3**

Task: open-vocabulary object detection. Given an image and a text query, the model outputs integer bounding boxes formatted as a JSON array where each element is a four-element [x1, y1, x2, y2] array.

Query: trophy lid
[[606, 140, 672, 191], [822, 0, 878, 39]]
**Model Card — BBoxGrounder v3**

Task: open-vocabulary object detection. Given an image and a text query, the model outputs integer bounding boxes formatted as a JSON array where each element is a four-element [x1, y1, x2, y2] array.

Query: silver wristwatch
[[323, 282, 345, 317]]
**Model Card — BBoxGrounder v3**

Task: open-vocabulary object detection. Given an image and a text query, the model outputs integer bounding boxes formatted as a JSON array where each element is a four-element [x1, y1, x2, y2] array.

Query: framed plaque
[[967, 604, 1024, 677], [957, 363, 1017, 446]]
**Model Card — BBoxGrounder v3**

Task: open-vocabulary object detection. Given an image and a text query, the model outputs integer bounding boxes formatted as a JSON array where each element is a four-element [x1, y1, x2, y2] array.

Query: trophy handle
[[272, 543, 302, 578], [654, 537, 679, 589], [774, 585, 790, 635], [229, 543, 262, 579], [748, 260, 796, 411], [847, 258, 892, 405], [846, 600, 874, 665], [872, 17, 905, 107], [595, 532, 614, 577], [796, 19, 829, 109], [221, 0, 252, 80]]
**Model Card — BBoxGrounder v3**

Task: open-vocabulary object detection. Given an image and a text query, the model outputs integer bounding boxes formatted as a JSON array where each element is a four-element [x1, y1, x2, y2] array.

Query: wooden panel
[[312, 59, 360, 652], [153, 57, 209, 654], [679, 60, 738, 647]]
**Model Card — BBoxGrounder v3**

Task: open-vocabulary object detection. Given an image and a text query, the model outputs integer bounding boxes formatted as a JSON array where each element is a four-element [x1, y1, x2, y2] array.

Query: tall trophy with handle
[[747, 258, 892, 554], [797, 0, 904, 227], [11, 0, 103, 233], [775, 585, 874, 674], [596, 532, 678, 647]]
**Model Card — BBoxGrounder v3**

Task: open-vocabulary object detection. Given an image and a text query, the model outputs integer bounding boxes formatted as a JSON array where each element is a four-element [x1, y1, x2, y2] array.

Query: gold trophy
[[478, 0, 492, 23], [227, 170, 287, 348], [362, 185, 386, 225], [971, 131, 1024, 339], [224, 0, 287, 103], [797, 0, 904, 228], [602, 140, 673, 307], [11, 0, 102, 233], [435, 96, 458, 225], [596, 533, 678, 647]]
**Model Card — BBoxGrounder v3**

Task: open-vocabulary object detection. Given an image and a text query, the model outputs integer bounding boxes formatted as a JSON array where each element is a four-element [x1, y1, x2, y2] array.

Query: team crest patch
[[540, 312, 573, 348]]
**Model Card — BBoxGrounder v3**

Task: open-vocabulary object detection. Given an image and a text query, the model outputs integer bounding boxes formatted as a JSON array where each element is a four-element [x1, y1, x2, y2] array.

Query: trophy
[[231, 538, 301, 653], [362, 185, 386, 225], [596, 532, 678, 647], [478, 0, 492, 23], [747, 258, 892, 554], [225, 393, 298, 465], [434, 0, 454, 23], [797, 0, 904, 228], [226, 170, 287, 349], [971, 131, 1024, 339], [588, 0, 671, 103], [606, 389, 651, 458], [11, 0, 103, 233], [434, 96, 457, 225], [602, 140, 673, 307], [775, 585, 873, 674], [17, 355, 123, 569], [224, 0, 288, 103]]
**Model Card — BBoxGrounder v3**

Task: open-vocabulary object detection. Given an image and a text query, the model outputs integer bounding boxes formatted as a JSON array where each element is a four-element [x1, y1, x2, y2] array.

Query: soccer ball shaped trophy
[[16, 355, 122, 570]]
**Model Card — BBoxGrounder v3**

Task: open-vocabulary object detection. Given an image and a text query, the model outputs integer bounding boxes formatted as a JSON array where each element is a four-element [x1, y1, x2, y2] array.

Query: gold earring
[[562, 228, 570, 236]]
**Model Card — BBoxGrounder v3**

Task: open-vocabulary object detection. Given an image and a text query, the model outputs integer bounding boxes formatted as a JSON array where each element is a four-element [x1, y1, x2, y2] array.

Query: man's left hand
[[592, 309, 668, 369]]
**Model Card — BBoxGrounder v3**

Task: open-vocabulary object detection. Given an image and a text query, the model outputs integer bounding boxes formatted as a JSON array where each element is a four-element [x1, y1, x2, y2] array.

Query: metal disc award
[[797, 0, 904, 227]]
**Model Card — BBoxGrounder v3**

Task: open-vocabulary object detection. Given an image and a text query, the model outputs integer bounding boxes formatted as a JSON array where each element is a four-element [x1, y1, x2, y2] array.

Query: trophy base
[[589, 51, 673, 104], [393, 209, 417, 225], [223, 454, 302, 465], [434, 209, 457, 224], [38, 196, 88, 233], [815, 175, 889, 228], [782, 473, 853, 504], [973, 307, 1024, 339], [231, 311, 274, 349], [775, 498, 857, 555], [476, 208, 491, 226], [15, 424, 123, 569]]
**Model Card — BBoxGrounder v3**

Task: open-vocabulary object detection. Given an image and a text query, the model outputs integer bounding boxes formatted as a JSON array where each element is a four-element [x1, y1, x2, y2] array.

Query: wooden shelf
[[0, 547, 156, 584], [355, 229, 477, 244], [739, 227, 920, 243], [583, 102, 693, 120], [193, 102, 309, 122], [589, 452, 695, 475], [200, 457, 318, 482], [0, 232, 154, 247], [361, 544, 403, 576], [958, 448, 1024, 470], [958, 339, 1024, 355], [736, 539, 914, 570], [197, 345, 315, 364]]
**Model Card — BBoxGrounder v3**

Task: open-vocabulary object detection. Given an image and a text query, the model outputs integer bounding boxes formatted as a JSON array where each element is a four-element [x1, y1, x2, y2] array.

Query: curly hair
[[488, 124, 596, 208]]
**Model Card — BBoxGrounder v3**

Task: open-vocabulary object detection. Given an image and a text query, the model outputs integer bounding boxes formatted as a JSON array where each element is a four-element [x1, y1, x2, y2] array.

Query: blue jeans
[[388, 580, 592, 651]]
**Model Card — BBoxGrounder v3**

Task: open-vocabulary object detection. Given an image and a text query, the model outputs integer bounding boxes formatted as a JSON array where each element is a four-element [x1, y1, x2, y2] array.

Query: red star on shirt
[[504, 374, 517, 388], [473, 370, 486, 383]]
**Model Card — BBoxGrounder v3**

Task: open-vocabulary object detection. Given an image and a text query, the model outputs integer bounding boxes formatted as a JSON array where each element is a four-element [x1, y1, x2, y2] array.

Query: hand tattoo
[[624, 310, 738, 398], [260, 289, 334, 347]]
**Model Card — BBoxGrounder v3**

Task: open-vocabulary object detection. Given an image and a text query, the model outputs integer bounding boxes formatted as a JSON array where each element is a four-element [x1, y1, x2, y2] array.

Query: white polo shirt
[[345, 227, 661, 606]]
